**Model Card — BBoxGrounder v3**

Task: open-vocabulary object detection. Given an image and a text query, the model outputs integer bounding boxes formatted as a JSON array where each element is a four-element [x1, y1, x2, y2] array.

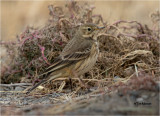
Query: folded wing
[[40, 45, 92, 77]]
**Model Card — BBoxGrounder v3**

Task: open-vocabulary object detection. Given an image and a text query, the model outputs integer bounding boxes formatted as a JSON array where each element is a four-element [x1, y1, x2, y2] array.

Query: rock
[[136, 97, 144, 102], [15, 86, 24, 91], [141, 95, 148, 99], [113, 76, 123, 82]]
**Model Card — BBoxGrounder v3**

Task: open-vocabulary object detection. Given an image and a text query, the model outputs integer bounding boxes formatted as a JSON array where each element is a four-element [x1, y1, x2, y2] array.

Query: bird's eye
[[87, 27, 91, 31]]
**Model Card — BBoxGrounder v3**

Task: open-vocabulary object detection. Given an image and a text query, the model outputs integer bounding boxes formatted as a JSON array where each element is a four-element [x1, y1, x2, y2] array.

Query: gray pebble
[[141, 95, 148, 99], [15, 86, 24, 91], [136, 97, 144, 102]]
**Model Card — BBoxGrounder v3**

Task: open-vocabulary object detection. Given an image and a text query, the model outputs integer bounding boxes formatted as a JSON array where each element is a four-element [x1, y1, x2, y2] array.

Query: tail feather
[[26, 79, 47, 94], [26, 73, 62, 94]]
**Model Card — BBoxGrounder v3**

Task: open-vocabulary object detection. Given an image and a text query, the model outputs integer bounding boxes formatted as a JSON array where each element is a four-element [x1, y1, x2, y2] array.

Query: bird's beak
[[97, 26, 105, 30]]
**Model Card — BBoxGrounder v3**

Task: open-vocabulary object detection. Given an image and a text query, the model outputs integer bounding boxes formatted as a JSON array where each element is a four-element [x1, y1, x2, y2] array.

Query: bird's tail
[[26, 79, 47, 94], [26, 73, 62, 94]]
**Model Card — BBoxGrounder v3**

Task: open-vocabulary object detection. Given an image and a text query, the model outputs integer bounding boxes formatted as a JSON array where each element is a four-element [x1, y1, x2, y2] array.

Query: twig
[[0, 83, 32, 87], [54, 78, 110, 82], [134, 64, 139, 77], [97, 33, 119, 40], [112, 20, 144, 33]]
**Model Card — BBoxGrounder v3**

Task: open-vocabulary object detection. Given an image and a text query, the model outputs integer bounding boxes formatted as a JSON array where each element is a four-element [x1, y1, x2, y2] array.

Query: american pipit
[[26, 23, 104, 94]]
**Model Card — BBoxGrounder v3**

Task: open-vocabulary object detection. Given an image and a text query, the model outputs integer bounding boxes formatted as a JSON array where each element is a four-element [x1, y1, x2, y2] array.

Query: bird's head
[[78, 23, 105, 40]]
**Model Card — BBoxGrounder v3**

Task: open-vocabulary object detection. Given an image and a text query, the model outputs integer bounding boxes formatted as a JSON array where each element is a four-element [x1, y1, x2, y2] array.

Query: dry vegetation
[[0, 1, 159, 115]]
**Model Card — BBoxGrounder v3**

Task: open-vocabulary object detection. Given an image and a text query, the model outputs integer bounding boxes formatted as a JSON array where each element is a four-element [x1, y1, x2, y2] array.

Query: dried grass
[[0, 1, 159, 94]]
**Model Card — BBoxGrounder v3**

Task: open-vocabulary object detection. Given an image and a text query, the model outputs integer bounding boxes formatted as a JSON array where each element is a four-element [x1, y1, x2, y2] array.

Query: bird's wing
[[40, 44, 92, 77], [26, 46, 92, 94]]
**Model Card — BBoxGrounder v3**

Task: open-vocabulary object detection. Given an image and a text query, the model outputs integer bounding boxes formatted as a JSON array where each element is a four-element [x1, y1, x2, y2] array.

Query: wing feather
[[40, 45, 91, 77]]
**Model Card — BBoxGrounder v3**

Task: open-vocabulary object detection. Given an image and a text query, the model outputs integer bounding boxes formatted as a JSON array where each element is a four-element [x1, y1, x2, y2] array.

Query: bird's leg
[[72, 71, 89, 90], [78, 77, 91, 92], [77, 76, 85, 88], [69, 77, 73, 91]]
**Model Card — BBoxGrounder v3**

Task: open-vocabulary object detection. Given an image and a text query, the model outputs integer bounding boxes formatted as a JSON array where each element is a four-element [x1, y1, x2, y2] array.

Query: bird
[[26, 23, 104, 94]]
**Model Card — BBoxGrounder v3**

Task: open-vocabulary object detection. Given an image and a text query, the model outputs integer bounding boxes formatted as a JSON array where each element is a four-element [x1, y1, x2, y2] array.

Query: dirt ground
[[0, 88, 159, 115]]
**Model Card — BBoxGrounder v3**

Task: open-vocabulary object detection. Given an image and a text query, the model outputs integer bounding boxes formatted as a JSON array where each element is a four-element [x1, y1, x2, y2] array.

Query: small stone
[[113, 76, 123, 82], [141, 95, 148, 99], [15, 86, 24, 91], [89, 87, 98, 91], [23, 100, 29, 105], [136, 97, 143, 102], [151, 93, 156, 97]]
